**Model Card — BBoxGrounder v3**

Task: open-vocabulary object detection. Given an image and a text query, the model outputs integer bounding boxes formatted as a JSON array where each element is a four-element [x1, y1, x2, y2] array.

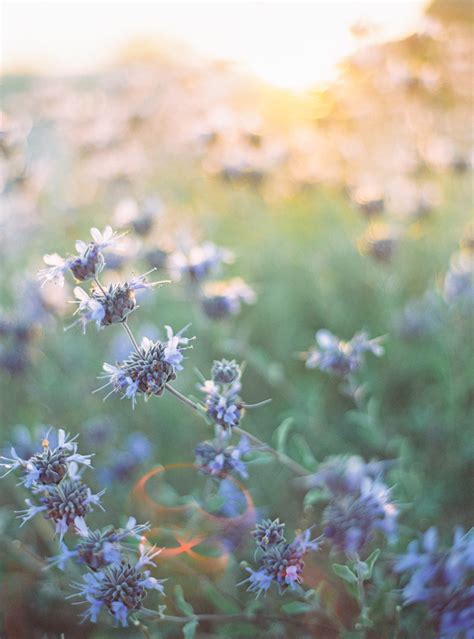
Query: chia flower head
[[358, 223, 399, 263], [195, 435, 250, 480], [252, 518, 286, 549], [199, 379, 243, 431], [201, 278, 256, 320], [305, 329, 384, 377], [169, 241, 233, 283], [242, 521, 319, 597], [70, 272, 166, 333], [303, 454, 387, 496], [50, 516, 150, 571], [211, 359, 241, 384], [0, 428, 92, 488], [395, 527, 474, 638], [72, 546, 165, 627], [322, 478, 398, 557], [99, 327, 193, 407], [18, 478, 105, 536], [38, 226, 124, 287]]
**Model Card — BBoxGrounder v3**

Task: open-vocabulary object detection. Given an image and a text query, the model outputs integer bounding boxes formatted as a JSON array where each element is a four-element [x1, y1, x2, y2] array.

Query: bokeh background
[[1, 1, 473, 637]]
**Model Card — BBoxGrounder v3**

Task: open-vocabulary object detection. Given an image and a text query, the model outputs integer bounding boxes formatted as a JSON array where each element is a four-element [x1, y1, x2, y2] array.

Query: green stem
[[122, 321, 141, 354]]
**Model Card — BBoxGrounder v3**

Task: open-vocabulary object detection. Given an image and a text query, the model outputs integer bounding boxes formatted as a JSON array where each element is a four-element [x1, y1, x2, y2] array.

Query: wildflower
[[322, 478, 398, 556], [395, 528, 474, 638], [70, 272, 165, 332], [38, 226, 123, 287], [18, 478, 105, 536], [99, 328, 193, 406], [195, 436, 250, 479], [443, 250, 474, 311], [201, 278, 256, 320], [50, 516, 150, 571], [304, 329, 384, 377], [211, 359, 242, 384], [169, 241, 233, 283], [302, 454, 387, 496], [252, 518, 286, 549], [242, 520, 319, 596], [71, 546, 165, 627], [200, 379, 243, 431], [0, 428, 92, 488], [358, 223, 399, 263]]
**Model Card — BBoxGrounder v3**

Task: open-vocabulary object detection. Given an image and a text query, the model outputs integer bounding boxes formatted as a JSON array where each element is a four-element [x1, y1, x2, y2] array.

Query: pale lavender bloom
[[395, 527, 474, 638], [0, 428, 92, 488], [49, 516, 150, 571], [201, 278, 256, 320], [71, 545, 165, 627], [98, 328, 193, 406], [195, 436, 250, 479], [17, 478, 105, 538], [38, 226, 124, 287], [305, 329, 384, 377], [169, 241, 233, 283], [199, 378, 243, 431], [242, 519, 319, 596]]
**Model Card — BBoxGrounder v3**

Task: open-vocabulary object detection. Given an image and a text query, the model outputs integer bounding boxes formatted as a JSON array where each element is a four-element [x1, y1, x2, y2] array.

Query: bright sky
[[2, 0, 428, 90]]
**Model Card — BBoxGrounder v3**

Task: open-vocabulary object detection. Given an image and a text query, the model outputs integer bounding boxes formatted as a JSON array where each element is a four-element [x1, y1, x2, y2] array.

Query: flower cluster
[[70, 272, 162, 333], [305, 329, 384, 377], [395, 527, 474, 638], [169, 241, 233, 283], [199, 359, 244, 431], [195, 435, 250, 479], [99, 327, 193, 407], [201, 277, 256, 320], [38, 226, 123, 287], [71, 544, 165, 627], [242, 519, 319, 596], [310, 456, 398, 557]]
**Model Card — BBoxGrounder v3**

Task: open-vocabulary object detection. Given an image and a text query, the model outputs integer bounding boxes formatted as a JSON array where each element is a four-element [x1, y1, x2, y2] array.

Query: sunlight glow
[[2, 1, 428, 90]]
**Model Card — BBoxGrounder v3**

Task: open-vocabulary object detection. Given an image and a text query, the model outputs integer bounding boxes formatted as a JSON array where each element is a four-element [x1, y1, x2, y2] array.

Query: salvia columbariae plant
[[0, 222, 472, 638]]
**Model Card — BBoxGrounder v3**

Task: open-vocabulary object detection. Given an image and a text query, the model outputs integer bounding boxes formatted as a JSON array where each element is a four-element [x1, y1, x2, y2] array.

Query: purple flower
[[38, 226, 124, 287], [242, 519, 319, 596], [71, 546, 165, 626], [49, 516, 150, 571], [17, 478, 105, 537], [169, 241, 233, 283], [195, 436, 250, 480], [201, 278, 256, 320], [0, 428, 92, 488], [305, 329, 384, 377], [98, 327, 193, 407], [395, 527, 474, 638]]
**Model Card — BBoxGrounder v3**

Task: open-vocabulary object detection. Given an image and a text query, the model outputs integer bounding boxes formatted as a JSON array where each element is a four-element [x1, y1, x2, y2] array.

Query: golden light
[[3, 0, 428, 90]]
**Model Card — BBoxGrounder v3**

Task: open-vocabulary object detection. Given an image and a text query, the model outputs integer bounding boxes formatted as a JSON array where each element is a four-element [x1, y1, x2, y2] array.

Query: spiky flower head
[[252, 518, 286, 549], [38, 226, 123, 287], [70, 272, 165, 333], [0, 428, 92, 488], [305, 329, 384, 377], [72, 546, 165, 627], [303, 454, 386, 497], [194, 436, 250, 480], [18, 478, 104, 536], [200, 379, 243, 431], [395, 527, 474, 638], [99, 327, 193, 407], [211, 359, 242, 384], [50, 516, 150, 571], [242, 522, 319, 597]]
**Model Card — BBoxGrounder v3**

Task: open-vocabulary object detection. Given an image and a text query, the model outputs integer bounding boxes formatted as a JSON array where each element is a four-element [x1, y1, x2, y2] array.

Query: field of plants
[[0, 4, 473, 638]]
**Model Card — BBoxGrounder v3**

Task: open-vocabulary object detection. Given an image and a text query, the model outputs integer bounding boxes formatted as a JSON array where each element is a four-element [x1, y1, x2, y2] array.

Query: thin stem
[[165, 383, 202, 411], [122, 321, 141, 354], [234, 426, 309, 477], [93, 276, 107, 296]]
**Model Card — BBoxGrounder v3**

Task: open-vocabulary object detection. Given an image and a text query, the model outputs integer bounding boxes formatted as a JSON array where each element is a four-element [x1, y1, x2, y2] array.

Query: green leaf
[[332, 563, 358, 584], [304, 487, 329, 508], [365, 548, 380, 578], [281, 601, 314, 615], [273, 417, 294, 454], [183, 619, 198, 639], [174, 585, 194, 616], [291, 434, 318, 471]]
